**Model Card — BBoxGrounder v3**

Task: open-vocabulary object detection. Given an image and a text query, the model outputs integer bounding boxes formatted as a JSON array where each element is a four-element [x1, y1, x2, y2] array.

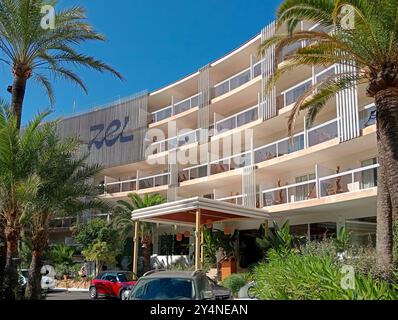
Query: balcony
[[49, 217, 77, 231], [254, 118, 339, 164], [150, 129, 201, 155], [215, 104, 259, 135], [262, 164, 378, 207], [151, 93, 201, 123], [217, 194, 246, 206], [104, 172, 170, 194], [213, 59, 263, 99]]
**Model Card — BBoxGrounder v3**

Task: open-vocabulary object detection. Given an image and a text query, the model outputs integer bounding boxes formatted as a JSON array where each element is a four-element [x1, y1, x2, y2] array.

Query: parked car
[[238, 281, 257, 300], [89, 271, 137, 300], [20, 268, 56, 292], [128, 270, 216, 300], [207, 277, 231, 300]]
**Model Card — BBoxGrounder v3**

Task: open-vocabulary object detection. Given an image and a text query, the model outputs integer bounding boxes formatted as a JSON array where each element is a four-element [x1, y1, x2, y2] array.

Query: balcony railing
[[104, 172, 170, 194], [319, 164, 378, 197], [254, 118, 338, 164], [215, 105, 259, 134], [152, 93, 201, 123], [150, 129, 201, 155], [217, 194, 246, 206], [49, 218, 77, 230], [262, 164, 378, 207], [213, 60, 263, 99], [263, 179, 318, 207]]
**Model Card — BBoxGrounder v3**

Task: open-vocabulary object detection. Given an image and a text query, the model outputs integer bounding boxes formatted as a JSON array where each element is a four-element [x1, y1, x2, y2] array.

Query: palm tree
[[0, 108, 48, 300], [0, 0, 122, 129], [114, 193, 165, 273], [259, 0, 398, 272], [25, 124, 106, 300]]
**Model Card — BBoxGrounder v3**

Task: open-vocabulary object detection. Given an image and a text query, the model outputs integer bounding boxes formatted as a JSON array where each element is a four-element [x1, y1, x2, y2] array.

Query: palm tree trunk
[[3, 225, 21, 300], [25, 228, 48, 300], [11, 74, 28, 130], [375, 87, 398, 273], [0, 221, 6, 299]]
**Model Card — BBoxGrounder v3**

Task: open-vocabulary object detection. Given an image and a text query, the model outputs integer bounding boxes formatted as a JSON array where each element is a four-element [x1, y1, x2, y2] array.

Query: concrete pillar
[[133, 221, 140, 278], [195, 209, 201, 271]]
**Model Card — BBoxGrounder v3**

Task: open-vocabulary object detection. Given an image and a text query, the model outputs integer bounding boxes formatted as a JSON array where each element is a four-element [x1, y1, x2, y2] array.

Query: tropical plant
[[334, 227, 351, 253], [74, 218, 118, 251], [114, 193, 165, 274], [259, 0, 398, 272], [202, 228, 238, 267], [49, 244, 74, 266], [253, 247, 398, 300], [222, 273, 247, 297], [82, 241, 118, 275], [0, 108, 51, 300], [0, 0, 122, 129], [256, 221, 294, 253], [25, 125, 105, 300]]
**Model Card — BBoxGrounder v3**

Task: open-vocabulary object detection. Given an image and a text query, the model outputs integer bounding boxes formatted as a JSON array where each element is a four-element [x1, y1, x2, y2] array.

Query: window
[[158, 234, 190, 255], [131, 278, 194, 300], [103, 273, 117, 282], [361, 158, 377, 189]]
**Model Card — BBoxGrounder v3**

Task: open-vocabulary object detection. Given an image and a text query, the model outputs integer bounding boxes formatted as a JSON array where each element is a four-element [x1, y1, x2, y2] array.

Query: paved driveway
[[46, 290, 90, 301]]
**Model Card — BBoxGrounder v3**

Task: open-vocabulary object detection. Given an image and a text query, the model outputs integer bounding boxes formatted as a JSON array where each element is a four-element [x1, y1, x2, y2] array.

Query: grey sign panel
[[57, 92, 149, 168]]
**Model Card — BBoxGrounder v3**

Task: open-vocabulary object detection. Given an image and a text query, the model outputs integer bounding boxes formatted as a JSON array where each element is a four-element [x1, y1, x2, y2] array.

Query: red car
[[89, 271, 137, 300]]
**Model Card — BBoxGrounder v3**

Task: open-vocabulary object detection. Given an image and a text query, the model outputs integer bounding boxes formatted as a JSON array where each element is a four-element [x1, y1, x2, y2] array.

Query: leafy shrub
[[252, 249, 397, 300], [222, 274, 247, 296]]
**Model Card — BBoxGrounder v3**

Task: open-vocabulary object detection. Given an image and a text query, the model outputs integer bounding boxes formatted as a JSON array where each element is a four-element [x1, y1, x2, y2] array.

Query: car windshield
[[117, 272, 134, 282], [130, 278, 194, 300]]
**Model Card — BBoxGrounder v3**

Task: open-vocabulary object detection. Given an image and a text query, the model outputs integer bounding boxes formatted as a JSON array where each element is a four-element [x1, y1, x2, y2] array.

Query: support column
[[264, 220, 270, 238], [200, 227, 205, 267], [133, 221, 140, 278], [195, 209, 202, 271]]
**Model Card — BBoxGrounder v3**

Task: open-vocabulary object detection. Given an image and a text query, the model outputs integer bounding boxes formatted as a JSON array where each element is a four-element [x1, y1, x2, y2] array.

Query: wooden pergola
[[131, 197, 270, 273]]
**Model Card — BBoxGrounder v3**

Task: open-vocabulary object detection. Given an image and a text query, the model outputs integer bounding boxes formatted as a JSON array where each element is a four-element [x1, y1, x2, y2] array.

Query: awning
[[131, 197, 269, 225]]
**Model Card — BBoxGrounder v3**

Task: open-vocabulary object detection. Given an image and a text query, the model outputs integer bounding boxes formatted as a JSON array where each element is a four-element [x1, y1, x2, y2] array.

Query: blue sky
[[0, 0, 280, 124]]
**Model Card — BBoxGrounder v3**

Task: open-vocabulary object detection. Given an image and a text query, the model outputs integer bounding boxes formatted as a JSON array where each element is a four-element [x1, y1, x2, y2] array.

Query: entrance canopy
[[131, 197, 270, 226]]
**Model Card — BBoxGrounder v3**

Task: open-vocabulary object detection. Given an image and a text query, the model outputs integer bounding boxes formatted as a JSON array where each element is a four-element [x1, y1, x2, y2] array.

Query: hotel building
[[52, 20, 378, 271]]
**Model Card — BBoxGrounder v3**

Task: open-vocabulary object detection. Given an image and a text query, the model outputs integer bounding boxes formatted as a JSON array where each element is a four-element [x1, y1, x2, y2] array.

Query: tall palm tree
[[114, 193, 165, 273], [0, 108, 49, 300], [259, 0, 398, 272], [0, 0, 122, 129], [25, 124, 106, 300]]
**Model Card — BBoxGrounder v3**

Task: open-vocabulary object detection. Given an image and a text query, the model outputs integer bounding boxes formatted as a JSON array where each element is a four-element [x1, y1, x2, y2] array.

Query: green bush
[[252, 249, 398, 300], [222, 274, 247, 296]]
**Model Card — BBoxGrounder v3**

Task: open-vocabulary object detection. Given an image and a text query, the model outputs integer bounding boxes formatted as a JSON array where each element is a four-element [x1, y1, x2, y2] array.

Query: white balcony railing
[[215, 104, 259, 135], [213, 59, 263, 99], [152, 93, 201, 123], [254, 118, 339, 164], [150, 129, 201, 155], [217, 194, 247, 206], [104, 172, 170, 194], [262, 164, 378, 207]]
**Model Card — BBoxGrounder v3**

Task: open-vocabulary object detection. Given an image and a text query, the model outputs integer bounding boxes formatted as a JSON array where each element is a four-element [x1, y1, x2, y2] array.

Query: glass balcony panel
[[189, 165, 208, 180], [217, 117, 236, 133], [320, 173, 351, 197], [214, 82, 230, 98], [167, 138, 178, 150], [156, 107, 172, 122], [139, 178, 154, 190], [263, 189, 287, 207], [121, 181, 136, 192], [230, 70, 251, 91], [278, 135, 304, 156], [253, 62, 262, 78], [236, 108, 258, 127], [178, 131, 197, 147], [254, 144, 277, 163], [231, 153, 251, 170], [284, 80, 312, 107], [155, 175, 169, 187], [210, 162, 230, 175], [191, 95, 199, 108], [316, 68, 335, 83], [359, 106, 376, 129], [105, 183, 121, 194], [288, 182, 317, 202], [174, 99, 191, 114], [308, 120, 338, 147]]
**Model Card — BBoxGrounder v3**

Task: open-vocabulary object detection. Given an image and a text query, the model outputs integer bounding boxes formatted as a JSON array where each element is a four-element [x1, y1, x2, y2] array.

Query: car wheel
[[89, 286, 98, 300], [119, 289, 127, 300]]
